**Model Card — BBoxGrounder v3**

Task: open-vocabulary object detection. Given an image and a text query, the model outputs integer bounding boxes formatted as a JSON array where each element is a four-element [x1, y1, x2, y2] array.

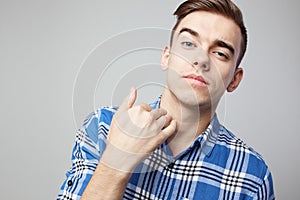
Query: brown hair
[[171, 0, 247, 67]]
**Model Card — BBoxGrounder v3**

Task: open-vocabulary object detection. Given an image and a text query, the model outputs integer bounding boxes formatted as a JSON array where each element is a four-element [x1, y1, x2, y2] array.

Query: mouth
[[183, 74, 208, 87]]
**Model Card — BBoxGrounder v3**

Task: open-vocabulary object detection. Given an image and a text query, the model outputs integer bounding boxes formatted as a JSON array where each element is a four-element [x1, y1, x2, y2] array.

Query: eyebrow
[[179, 27, 199, 38], [214, 40, 235, 56], [178, 27, 235, 56]]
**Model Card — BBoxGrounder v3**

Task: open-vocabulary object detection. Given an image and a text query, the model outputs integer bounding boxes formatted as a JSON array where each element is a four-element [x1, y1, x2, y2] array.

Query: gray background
[[1, 0, 299, 199]]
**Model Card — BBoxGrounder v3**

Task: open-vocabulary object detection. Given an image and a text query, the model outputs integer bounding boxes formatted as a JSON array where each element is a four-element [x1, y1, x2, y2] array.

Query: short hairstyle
[[171, 0, 247, 67]]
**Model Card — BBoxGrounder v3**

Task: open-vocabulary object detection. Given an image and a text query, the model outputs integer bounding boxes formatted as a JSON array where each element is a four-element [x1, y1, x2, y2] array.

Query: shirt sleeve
[[57, 110, 108, 200], [254, 168, 275, 200]]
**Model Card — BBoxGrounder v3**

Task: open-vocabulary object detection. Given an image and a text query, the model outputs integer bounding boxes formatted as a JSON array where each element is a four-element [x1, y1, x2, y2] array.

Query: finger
[[159, 120, 177, 141], [162, 114, 172, 129], [150, 108, 167, 120], [139, 103, 152, 112], [155, 115, 167, 130], [119, 87, 137, 111]]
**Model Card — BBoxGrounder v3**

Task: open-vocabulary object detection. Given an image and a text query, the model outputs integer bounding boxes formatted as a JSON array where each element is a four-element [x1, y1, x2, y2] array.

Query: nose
[[192, 51, 210, 71], [193, 61, 209, 70]]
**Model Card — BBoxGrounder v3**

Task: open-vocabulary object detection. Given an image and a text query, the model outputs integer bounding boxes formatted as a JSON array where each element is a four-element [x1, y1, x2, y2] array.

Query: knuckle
[[136, 105, 144, 111], [136, 104, 150, 112], [144, 114, 154, 127], [148, 112, 155, 121]]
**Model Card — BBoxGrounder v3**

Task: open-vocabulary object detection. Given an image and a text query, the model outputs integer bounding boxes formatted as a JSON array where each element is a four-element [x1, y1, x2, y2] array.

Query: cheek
[[223, 69, 236, 88], [164, 54, 188, 88], [166, 68, 182, 87], [168, 55, 182, 70], [208, 68, 232, 97], [214, 65, 235, 87]]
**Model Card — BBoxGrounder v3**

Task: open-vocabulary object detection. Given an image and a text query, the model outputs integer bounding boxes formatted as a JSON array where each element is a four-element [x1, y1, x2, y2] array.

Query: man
[[58, 0, 274, 199]]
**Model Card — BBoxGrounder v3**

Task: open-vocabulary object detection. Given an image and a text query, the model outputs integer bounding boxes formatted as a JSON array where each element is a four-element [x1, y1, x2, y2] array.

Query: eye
[[181, 41, 196, 49], [213, 51, 229, 60]]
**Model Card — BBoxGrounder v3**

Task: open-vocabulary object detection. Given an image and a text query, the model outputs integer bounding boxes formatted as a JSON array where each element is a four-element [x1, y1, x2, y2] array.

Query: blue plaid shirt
[[58, 98, 274, 199]]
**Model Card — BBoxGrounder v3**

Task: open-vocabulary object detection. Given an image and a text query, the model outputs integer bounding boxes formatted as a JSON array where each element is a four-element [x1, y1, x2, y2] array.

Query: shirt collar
[[151, 96, 220, 157], [149, 95, 161, 109], [196, 114, 220, 157]]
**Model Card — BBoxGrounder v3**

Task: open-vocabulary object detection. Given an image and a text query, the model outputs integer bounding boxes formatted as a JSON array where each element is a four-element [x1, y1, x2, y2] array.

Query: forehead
[[175, 11, 242, 57]]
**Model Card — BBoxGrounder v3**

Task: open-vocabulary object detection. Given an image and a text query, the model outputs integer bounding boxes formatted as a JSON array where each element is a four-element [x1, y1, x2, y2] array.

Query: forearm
[[81, 161, 131, 200]]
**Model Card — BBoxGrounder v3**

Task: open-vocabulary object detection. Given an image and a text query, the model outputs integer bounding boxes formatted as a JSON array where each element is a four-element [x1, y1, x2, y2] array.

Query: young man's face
[[161, 11, 243, 109]]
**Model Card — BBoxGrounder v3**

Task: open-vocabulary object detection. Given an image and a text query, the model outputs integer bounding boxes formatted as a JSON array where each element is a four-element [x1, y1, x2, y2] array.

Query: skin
[[81, 11, 243, 200], [160, 11, 243, 155]]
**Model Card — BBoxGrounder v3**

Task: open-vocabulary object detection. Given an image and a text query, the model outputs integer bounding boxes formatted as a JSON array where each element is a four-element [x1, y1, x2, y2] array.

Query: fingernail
[[129, 87, 135, 99], [130, 87, 135, 94]]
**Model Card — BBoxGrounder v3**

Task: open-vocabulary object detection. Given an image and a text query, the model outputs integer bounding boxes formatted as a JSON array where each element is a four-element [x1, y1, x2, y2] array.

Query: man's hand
[[81, 88, 176, 200], [101, 87, 177, 172]]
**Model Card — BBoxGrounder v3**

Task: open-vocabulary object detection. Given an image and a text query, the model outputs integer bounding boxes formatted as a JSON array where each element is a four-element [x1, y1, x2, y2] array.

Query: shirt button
[[67, 180, 73, 186], [168, 161, 175, 168]]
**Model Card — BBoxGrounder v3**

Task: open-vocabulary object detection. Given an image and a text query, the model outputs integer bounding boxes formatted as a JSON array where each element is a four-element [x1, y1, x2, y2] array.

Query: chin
[[174, 88, 212, 108], [166, 78, 217, 109]]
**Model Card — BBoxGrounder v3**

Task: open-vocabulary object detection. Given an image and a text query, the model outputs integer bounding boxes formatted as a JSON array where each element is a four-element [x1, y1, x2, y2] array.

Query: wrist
[[98, 159, 132, 181], [101, 142, 147, 173]]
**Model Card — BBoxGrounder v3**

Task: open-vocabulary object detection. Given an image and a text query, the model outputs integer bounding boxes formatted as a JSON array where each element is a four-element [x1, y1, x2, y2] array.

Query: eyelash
[[213, 51, 230, 60], [181, 41, 196, 48], [180, 40, 230, 60], [213, 51, 229, 60]]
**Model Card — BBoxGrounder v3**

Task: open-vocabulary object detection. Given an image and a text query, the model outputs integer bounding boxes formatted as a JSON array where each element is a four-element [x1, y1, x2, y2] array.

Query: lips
[[183, 74, 208, 86]]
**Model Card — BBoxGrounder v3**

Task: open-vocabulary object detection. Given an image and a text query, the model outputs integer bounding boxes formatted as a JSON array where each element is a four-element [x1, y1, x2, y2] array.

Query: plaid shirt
[[57, 98, 275, 200]]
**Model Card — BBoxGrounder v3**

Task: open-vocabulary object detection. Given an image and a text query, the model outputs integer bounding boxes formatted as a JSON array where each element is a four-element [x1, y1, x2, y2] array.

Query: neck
[[160, 88, 216, 156]]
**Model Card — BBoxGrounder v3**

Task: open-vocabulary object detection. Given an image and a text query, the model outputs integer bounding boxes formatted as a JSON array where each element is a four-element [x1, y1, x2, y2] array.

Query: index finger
[[150, 108, 167, 120]]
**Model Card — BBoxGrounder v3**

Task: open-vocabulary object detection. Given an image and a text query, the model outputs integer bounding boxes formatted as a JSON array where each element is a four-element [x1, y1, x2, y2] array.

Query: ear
[[227, 67, 243, 92], [160, 46, 170, 71]]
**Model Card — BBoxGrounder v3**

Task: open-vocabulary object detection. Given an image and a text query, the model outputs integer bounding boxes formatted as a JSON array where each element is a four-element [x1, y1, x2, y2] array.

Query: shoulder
[[217, 125, 270, 177], [83, 106, 118, 127], [218, 125, 263, 158], [207, 124, 274, 198], [80, 106, 118, 143]]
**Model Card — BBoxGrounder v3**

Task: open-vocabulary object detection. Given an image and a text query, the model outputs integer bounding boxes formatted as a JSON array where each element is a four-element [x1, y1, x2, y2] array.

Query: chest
[[122, 146, 255, 200]]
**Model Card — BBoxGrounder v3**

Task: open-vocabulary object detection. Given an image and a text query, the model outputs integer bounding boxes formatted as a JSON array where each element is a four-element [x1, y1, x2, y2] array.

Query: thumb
[[119, 87, 137, 111]]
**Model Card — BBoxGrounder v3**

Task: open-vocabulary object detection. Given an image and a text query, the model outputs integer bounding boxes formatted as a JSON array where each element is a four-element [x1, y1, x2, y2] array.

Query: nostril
[[202, 63, 208, 69], [192, 61, 209, 71]]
